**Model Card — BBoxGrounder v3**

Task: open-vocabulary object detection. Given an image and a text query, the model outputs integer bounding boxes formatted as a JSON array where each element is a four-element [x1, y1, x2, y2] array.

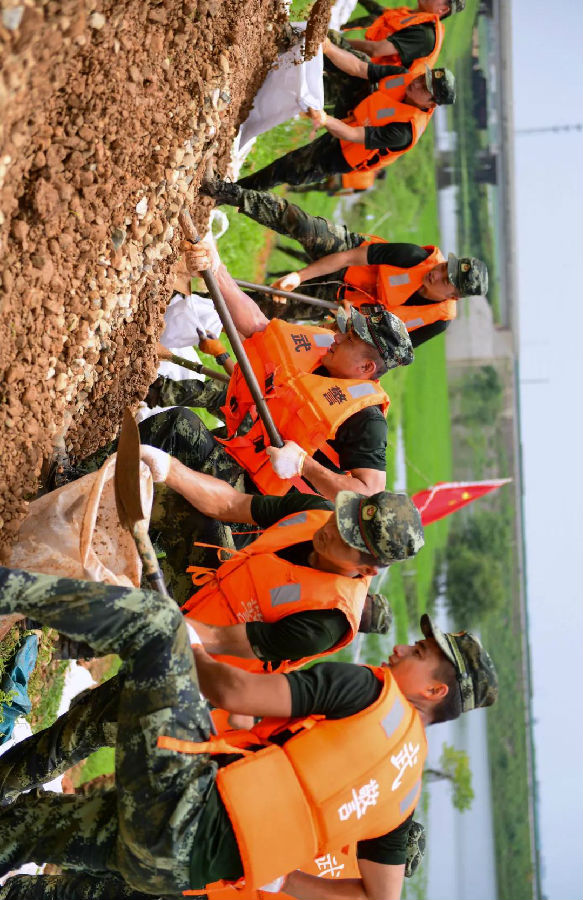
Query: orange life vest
[[341, 169, 377, 191], [365, 6, 444, 68], [220, 321, 389, 496], [342, 241, 456, 329], [340, 69, 434, 173], [182, 508, 369, 672], [164, 666, 426, 895]]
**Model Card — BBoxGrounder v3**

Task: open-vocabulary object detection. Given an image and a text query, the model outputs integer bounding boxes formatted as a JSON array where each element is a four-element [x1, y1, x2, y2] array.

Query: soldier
[[236, 39, 455, 191], [201, 182, 488, 348], [0, 564, 497, 900], [343, 0, 467, 71]]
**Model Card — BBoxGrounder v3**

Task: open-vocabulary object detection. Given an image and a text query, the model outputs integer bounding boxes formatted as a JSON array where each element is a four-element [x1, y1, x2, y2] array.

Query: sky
[[511, 1, 583, 897]]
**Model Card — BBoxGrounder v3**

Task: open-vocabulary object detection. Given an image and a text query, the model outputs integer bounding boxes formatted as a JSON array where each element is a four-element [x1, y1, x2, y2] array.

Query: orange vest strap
[[157, 733, 259, 757]]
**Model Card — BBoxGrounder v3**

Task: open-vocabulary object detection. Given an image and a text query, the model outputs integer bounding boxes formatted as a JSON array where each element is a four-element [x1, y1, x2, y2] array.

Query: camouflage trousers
[[237, 132, 348, 193], [74, 408, 250, 606], [234, 187, 364, 323], [0, 872, 172, 899], [0, 566, 217, 897], [324, 31, 371, 118], [147, 375, 228, 423]]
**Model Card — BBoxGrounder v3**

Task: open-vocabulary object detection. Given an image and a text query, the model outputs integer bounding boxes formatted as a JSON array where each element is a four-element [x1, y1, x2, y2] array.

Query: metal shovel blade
[[114, 407, 144, 529]]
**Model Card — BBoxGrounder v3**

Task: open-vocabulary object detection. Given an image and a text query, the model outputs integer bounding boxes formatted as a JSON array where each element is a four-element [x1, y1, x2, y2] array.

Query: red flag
[[411, 479, 512, 526]]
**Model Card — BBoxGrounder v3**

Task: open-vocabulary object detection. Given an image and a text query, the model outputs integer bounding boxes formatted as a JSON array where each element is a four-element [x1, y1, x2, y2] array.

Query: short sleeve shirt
[[362, 64, 413, 152], [389, 22, 437, 70], [189, 663, 414, 888]]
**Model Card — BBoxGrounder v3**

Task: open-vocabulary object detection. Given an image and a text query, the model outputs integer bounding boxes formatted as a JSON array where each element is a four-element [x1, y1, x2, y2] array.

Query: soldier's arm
[[348, 37, 399, 60], [323, 115, 366, 144], [282, 859, 405, 899], [192, 645, 292, 717], [165, 458, 255, 522], [290, 244, 369, 285], [187, 621, 257, 659], [324, 38, 370, 78], [182, 241, 269, 337], [302, 456, 386, 499]]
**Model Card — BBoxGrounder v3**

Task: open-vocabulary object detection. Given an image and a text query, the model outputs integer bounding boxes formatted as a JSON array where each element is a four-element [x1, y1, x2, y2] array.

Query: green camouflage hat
[[367, 592, 394, 634], [335, 490, 424, 567], [424, 66, 456, 105], [449, 0, 466, 14], [337, 305, 414, 369], [420, 614, 498, 712], [447, 253, 489, 296], [405, 819, 426, 878]]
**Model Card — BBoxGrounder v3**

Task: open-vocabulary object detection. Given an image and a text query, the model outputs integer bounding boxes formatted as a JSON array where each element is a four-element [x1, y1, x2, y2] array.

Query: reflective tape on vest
[[348, 383, 377, 398], [384, 75, 405, 88], [381, 695, 406, 738], [277, 513, 308, 527], [377, 107, 396, 119], [270, 584, 302, 607], [314, 333, 335, 347], [400, 14, 417, 24], [389, 273, 411, 287], [404, 318, 425, 329], [400, 780, 421, 815]]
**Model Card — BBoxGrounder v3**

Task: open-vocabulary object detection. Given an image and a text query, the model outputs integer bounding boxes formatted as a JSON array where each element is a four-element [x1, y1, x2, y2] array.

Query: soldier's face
[[422, 263, 459, 300], [419, 0, 451, 16], [386, 638, 446, 698], [405, 76, 436, 110], [312, 514, 375, 576], [322, 330, 374, 378]]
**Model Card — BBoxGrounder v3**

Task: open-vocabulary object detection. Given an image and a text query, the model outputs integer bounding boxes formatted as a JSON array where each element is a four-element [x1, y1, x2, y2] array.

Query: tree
[[455, 365, 504, 426], [424, 743, 475, 812]]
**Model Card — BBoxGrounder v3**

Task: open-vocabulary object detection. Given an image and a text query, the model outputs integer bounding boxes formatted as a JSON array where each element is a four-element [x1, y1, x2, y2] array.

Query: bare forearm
[[213, 264, 269, 337], [283, 871, 368, 899], [296, 246, 368, 282], [325, 42, 369, 78], [187, 620, 257, 659], [192, 646, 292, 716], [166, 458, 254, 522], [348, 37, 398, 59], [325, 116, 366, 144], [302, 457, 385, 499]]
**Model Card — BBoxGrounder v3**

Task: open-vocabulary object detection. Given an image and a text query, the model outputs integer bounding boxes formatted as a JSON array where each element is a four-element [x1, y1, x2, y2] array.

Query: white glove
[[184, 620, 203, 647], [259, 876, 286, 893], [266, 441, 307, 479], [140, 445, 172, 483], [272, 271, 301, 292]]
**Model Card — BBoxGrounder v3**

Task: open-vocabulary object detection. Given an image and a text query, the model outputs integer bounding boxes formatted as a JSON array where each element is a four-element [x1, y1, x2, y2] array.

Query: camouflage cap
[[335, 490, 424, 567], [367, 592, 394, 634], [337, 305, 414, 370], [420, 614, 498, 713], [447, 252, 489, 296], [424, 66, 456, 105], [449, 0, 466, 14]]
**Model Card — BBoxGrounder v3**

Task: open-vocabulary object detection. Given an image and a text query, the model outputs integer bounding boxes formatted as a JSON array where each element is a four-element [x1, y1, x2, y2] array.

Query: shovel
[[114, 407, 170, 597], [156, 344, 230, 383], [233, 278, 338, 311], [178, 209, 284, 450]]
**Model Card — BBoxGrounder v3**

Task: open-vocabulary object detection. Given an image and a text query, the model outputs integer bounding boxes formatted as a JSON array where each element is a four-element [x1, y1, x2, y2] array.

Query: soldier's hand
[[198, 336, 228, 357], [180, 239, 220, 275], [140, 445, 172, 483], [266, 441, 308, 479], [270, 271, 301, 305], [301, 106, 328, 138]]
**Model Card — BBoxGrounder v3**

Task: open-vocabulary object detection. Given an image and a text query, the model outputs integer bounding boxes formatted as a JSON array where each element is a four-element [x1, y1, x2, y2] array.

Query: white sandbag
[[329, 0, 360, 31], [8, 455, 153, 588], [238, 24, 324, 155], [160, 292, 222, 350]]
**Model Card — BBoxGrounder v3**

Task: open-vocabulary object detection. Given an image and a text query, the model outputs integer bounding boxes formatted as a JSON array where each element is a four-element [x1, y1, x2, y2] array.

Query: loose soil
[[0, 0, 290, 554]]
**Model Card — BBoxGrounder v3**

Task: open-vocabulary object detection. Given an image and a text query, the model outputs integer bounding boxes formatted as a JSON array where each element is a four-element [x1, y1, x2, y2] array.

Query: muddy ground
[[0, 0, 298, 554]]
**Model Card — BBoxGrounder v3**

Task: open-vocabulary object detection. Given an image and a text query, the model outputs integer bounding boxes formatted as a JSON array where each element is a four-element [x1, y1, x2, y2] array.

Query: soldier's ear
[[361, 358, 377, 376], [422, 681, 449, 701]]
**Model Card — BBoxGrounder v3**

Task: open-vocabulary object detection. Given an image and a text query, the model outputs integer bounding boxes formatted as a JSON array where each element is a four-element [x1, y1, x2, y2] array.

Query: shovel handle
[[178, 209, 284, 449], [132, 520, 170, 598]]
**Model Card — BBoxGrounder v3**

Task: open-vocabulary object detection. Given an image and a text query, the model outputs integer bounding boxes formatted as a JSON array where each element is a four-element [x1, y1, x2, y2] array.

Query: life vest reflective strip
[[365, 7, 444, 69], [339, 70, 433, 173], [182, 509, 369, 672], [220, 321, 389, 496], [166, 666, 426, 895], [343, 243, 446, 317]]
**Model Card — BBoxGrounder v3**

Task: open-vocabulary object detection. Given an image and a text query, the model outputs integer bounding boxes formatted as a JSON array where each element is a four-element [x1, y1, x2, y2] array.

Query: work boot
[[200, 177, 243, 207]]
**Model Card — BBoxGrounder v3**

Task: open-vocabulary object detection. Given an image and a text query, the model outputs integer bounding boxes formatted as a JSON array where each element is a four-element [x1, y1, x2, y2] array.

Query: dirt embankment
[[0, 0, 289, 553]]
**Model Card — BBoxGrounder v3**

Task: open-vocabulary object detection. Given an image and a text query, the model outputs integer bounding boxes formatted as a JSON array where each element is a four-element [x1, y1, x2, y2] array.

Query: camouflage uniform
[[146, 375, 227, 421], [73, 408, 248, 606], [225, 186, 366, 323], [324, 30, 371, 118], [0, 873, 167, 899], [0, 566, 217, 898]]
